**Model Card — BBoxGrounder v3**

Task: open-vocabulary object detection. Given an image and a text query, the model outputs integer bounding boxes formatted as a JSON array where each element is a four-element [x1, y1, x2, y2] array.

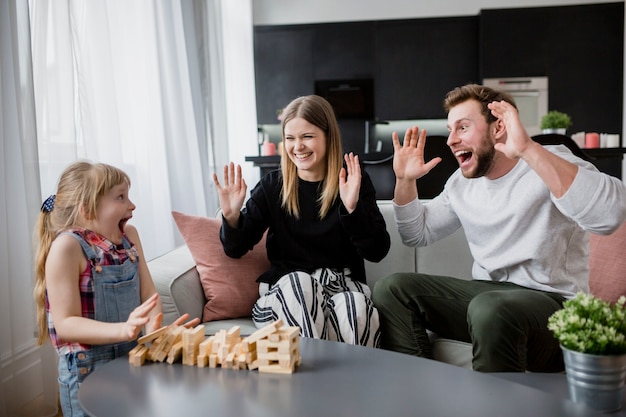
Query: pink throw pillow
[[589, 221, 626, 303], [172, 211, 268, 322]]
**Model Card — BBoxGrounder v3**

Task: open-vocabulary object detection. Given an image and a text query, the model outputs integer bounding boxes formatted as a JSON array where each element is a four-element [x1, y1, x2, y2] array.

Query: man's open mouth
[[455, 150, 472, 165]]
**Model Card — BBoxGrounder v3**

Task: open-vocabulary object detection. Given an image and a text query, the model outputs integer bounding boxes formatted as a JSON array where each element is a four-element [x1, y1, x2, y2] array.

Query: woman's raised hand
[[339, 152, 361, 214], [213, 162, 247, 227]]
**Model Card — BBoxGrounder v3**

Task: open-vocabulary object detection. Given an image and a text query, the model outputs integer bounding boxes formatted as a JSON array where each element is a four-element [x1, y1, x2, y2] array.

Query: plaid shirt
[[47, 228, 139, 354]]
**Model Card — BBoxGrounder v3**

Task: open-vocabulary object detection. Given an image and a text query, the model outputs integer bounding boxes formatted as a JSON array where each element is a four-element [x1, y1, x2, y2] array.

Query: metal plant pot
[[561, 346, 626, 412]]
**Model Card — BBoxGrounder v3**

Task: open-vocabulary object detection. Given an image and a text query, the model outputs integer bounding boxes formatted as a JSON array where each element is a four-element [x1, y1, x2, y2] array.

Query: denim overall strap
[[61, 232, 141, 374], [64, 232, 141, 324]]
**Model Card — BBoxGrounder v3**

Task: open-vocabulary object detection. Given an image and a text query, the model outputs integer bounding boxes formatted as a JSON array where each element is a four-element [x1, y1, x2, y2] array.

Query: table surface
[[79, 338, 611, 417]]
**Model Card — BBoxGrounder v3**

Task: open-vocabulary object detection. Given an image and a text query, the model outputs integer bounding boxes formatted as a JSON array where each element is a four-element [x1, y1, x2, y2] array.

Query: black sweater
[[220, 169, 390, 285]]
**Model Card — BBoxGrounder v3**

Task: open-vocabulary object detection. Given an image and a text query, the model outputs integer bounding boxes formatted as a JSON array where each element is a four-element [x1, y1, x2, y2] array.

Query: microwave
[[482, 77, 548, 137]]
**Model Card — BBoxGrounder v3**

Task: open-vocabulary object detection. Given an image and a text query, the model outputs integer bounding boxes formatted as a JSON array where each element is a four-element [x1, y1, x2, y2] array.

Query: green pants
[[372, 273, 566, 372]]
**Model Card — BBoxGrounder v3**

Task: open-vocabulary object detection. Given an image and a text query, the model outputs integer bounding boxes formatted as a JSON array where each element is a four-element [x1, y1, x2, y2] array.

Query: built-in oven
[[482, 77, 548, 136]]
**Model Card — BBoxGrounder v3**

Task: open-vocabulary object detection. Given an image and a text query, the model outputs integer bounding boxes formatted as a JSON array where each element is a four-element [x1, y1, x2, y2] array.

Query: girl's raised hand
[[339, 152, 361, 213], [173, 313, 201, 329], [144, 312, 201, 334], [122, 293, 159, 341]]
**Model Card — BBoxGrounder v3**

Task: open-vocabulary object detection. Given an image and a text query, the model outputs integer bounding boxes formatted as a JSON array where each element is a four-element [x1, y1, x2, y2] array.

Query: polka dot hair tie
[[41, 195, 56, 213]]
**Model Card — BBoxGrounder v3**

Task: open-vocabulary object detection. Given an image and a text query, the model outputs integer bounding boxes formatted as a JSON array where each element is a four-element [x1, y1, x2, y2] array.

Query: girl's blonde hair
[[33, 161, 130, 345], [280, 95, 343, 219]]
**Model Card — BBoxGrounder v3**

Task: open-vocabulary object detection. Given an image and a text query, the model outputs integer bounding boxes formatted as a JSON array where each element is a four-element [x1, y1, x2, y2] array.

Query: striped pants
[[252, 268, 381, 347]]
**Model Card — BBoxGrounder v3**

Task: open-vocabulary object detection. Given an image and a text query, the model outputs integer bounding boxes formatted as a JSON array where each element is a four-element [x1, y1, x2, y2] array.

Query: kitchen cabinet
[[254, 17, 478, 124], [253, 2, 623, 173], [479, 3, 623, 135]]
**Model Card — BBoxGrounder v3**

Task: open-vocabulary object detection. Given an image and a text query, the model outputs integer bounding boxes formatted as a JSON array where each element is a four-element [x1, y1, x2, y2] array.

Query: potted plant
[[540, 110, 572, 134], [547, 293, 626, 412]]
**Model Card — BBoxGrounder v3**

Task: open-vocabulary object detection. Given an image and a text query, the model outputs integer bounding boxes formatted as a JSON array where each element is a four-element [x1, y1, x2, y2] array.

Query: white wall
[[252, 0, 618, 25], [252, 0, 626, 178]]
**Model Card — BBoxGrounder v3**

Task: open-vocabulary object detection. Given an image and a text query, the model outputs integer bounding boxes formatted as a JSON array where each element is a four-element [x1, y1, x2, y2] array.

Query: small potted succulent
[[547, 293, 626, 411], [540, 110, 572, 135]]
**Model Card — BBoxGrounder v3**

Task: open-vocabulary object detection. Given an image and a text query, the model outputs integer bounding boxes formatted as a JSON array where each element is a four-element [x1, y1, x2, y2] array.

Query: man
[[372, 84, 626, 372]]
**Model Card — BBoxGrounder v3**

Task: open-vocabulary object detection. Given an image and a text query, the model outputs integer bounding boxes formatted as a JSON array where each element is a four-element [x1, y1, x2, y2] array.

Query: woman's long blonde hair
[[280, 95, 343, 219], [33, 161, 130, 345]]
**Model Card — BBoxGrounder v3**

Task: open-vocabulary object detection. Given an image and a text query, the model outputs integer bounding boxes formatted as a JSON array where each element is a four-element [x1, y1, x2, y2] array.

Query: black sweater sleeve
[[220, 169, 390, 284], [339, 170, 390, 263]]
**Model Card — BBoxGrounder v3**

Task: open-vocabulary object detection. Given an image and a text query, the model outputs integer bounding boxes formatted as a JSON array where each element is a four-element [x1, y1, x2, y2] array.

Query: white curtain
[[30, 0, 233, 260], [1, 1, 59, 415], [1, 0, 258, 414]]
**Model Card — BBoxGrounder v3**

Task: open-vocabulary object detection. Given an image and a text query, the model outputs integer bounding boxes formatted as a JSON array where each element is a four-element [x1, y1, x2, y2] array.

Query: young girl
[[213, 95, 390, 347], [34, 161, 197, 417]]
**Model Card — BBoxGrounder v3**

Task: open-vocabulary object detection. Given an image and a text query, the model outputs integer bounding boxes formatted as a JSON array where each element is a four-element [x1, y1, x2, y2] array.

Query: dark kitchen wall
[[480, 2, 624, 134], [254, 16, 478, 152], [254, 2, 623, 147]]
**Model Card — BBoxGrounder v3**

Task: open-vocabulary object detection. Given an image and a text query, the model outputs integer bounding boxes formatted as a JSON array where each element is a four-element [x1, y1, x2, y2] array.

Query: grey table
[[494, 372, 626, 416], [79, 338, 608, 417]]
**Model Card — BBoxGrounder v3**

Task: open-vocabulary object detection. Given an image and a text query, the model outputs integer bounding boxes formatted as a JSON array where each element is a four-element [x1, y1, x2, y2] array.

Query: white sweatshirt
[[394, 145, 626, 298]]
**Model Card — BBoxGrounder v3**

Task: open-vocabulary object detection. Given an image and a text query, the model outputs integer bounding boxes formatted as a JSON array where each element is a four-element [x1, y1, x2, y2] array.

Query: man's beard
[[462, 142, 496, 179]]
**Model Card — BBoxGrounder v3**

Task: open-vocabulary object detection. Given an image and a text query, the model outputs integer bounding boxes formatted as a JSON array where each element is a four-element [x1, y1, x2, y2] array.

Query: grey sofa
[[150, 200, 475, 368]]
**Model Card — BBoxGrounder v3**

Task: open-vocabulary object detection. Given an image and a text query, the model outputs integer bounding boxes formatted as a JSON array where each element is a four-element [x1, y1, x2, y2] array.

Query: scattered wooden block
[[244, 319, 284, 344], [129, 320, 300, 373], [137, 326, 168, 345], [166, 341, 183, 364], [182, 324, 206, 366], [128, 345, 149, 367]]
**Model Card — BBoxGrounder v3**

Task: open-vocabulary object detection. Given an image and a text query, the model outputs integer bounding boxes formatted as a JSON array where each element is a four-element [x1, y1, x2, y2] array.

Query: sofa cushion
[[172, 211, 269, 322], [150, 245, 204, 325], [589, 221, 626, 303]]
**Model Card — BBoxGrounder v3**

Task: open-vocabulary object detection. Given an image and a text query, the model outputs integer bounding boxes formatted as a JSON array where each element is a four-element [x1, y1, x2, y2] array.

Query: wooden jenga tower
[[256, 325, 300, 374]]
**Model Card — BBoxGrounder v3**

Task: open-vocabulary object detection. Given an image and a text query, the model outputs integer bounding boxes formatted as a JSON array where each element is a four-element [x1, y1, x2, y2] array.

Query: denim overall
[[57, 232, 140, 417]]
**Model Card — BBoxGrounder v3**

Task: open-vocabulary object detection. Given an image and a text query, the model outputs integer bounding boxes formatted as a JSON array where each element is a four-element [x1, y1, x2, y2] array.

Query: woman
[[213, 95, 390, 347]]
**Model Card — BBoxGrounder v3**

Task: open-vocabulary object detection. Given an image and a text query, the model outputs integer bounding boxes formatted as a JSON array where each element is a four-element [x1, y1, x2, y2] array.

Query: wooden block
[[257, 339, 296, 355], [182, 324, 206, 366], [129, 345, 148, 367], [226, 326, 241, 344], [225, 351, 236, 369], [257, 351, 294, 362], [155, 349, 169, 363], [191, 324, 206, 339], [217, 344, 230, 363], [137, 326, 168, 345], [166, 341, 183, 364], [268, 333, 280, 342], [197, 354, 208, 368], [164, 326, 184, 347], [258, 364, 295, 374], [129, 344, 145, 358], [240, 339, 256, 353], [198, 336, 215, 357], [277, 326, 300, 341], [237, 353, 248, 369], [215, 329, 226, 349], [147, 334, 168, 361], [209, 354, 218, 368], [244, 319, 283, 343]]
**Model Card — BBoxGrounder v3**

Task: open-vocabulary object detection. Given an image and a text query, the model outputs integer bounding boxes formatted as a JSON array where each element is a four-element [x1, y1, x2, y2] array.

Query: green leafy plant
[[540, 110, 572, 130], [548, 293, 626, 355]]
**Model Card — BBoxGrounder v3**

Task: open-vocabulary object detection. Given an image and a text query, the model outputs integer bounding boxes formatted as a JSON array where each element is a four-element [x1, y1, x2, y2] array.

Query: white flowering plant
[[548, 293, 626, 355]]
